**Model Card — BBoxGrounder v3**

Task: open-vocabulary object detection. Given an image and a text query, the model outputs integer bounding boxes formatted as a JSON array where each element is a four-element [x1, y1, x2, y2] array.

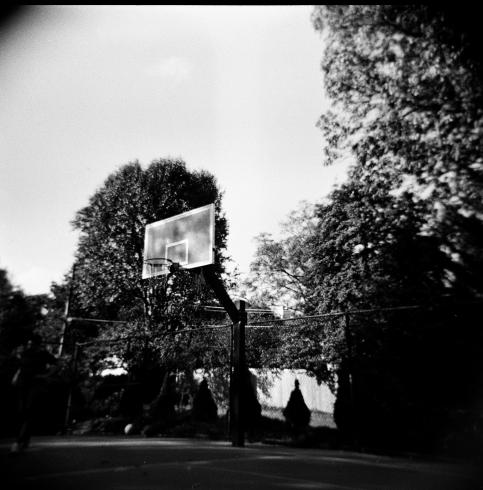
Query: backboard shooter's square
[[166, 239, 188, 265], [142, 203, 215, 278]]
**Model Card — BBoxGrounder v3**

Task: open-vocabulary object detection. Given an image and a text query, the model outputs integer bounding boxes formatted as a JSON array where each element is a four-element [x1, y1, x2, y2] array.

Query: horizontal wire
[[77, 324, 231, 346], [67, 300, 480, 347], [68, 317, 129, 324]]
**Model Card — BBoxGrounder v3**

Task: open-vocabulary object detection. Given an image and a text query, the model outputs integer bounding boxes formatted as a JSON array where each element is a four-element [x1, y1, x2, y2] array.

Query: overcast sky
[[0, 5, 348, 295]]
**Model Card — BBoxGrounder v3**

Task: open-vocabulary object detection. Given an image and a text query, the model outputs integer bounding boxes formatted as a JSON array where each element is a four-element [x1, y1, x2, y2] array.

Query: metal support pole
[[201, 266, 239, 323], [232, 300, 246, 447], [201, 266, 246, 447]]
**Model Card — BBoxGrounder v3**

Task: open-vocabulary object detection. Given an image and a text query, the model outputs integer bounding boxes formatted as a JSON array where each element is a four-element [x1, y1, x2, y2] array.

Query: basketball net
[[145, 258, 179, 279]]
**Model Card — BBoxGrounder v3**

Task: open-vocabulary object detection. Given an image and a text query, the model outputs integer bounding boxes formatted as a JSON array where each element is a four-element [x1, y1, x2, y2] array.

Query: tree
[[0, 269, 64, 437], [72, 158, 227, 322], [0, 269, 40, 355], [306, 181, 450, 315], [35, 281, 71, 349], [243, 201, 317, 315], [312, 5, 483, 298], [242, 6, 483, 450], [240, 203, 336, 385], [68, 158, 230, 411], [308, 5, 483, 450]]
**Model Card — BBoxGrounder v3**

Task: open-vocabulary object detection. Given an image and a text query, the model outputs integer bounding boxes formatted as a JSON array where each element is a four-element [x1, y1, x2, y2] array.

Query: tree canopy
[[312, 5, 483, 299], [66, 158, 231, 386], [71, 158, 227, 322], [242, 201, 317, 315], [247, 5, 483, 318], [309, 5, 483, 450], [244, 6, 483, 451]]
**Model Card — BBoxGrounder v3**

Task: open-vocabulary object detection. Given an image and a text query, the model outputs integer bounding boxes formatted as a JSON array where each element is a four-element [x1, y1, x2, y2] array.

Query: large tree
[[68, 159, 230, 396], [243, 6, 483, 450], [71, 158, 227, 321], [307, 5, 483, 451], [312, 5, 483, 298], [306, 181, 450, 314]]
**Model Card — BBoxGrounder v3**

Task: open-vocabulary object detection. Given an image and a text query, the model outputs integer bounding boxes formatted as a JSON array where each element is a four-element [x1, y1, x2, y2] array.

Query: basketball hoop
[[142, 204, 214, 280], [143, 257, 180, 277]]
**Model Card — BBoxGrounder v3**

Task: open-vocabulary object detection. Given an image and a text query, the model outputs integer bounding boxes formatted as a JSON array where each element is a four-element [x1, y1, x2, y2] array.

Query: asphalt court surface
[[1, 437, 481, 490]]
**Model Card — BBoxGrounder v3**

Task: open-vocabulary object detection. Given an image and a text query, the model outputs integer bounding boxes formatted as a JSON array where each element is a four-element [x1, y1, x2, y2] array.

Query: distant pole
[[343, 314, 354, 404], [64, 341, 80, 431], [58, 264, 76, 357], [343, 313, 358, 448], [229, 322, 234, 439]]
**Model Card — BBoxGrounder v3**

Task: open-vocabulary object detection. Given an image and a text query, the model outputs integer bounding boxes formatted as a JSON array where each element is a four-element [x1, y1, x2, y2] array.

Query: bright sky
[[0, 5, 348, 295]]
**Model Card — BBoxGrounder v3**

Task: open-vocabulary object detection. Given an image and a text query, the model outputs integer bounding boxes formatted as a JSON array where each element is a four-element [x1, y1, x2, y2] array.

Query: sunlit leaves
[[312, 5, 483, 296]]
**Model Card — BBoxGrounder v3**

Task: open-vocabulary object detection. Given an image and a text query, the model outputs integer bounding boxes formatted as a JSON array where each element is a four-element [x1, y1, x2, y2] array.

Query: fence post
[[343, 313, 359, 448], [229, 323, 234, 439], [64, 341, 79, 432]]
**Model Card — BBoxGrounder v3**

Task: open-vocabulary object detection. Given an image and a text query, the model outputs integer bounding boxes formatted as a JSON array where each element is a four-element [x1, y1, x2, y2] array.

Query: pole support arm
[[201, 266, 240, 324]]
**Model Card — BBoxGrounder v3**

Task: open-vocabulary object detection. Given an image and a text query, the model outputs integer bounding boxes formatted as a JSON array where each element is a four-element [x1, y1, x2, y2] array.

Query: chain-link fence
[[4, 299, 480, 456], [61, 319, 232, 440], [243, 301, 483, 453]]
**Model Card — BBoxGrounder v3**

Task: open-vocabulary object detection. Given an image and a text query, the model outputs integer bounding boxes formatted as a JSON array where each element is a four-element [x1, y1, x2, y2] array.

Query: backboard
[[142, 203, 215, 278]]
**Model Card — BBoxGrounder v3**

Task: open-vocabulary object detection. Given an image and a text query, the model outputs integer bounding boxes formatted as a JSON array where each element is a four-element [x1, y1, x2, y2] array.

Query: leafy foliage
[[306, 181, 450, 316], [312, 5, 483, 297], [242, 6, 483, 451], [71, 159, 227, 322], [0, 269, 47, 355], [243, 201, 318, 314], [65, 158, 231, 415], [0, 269, 69, 437], [306, 5, 483, 450]]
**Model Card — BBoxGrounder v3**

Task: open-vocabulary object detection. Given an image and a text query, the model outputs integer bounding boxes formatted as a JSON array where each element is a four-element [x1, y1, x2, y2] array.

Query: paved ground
[[1, 436, 480, 490]]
